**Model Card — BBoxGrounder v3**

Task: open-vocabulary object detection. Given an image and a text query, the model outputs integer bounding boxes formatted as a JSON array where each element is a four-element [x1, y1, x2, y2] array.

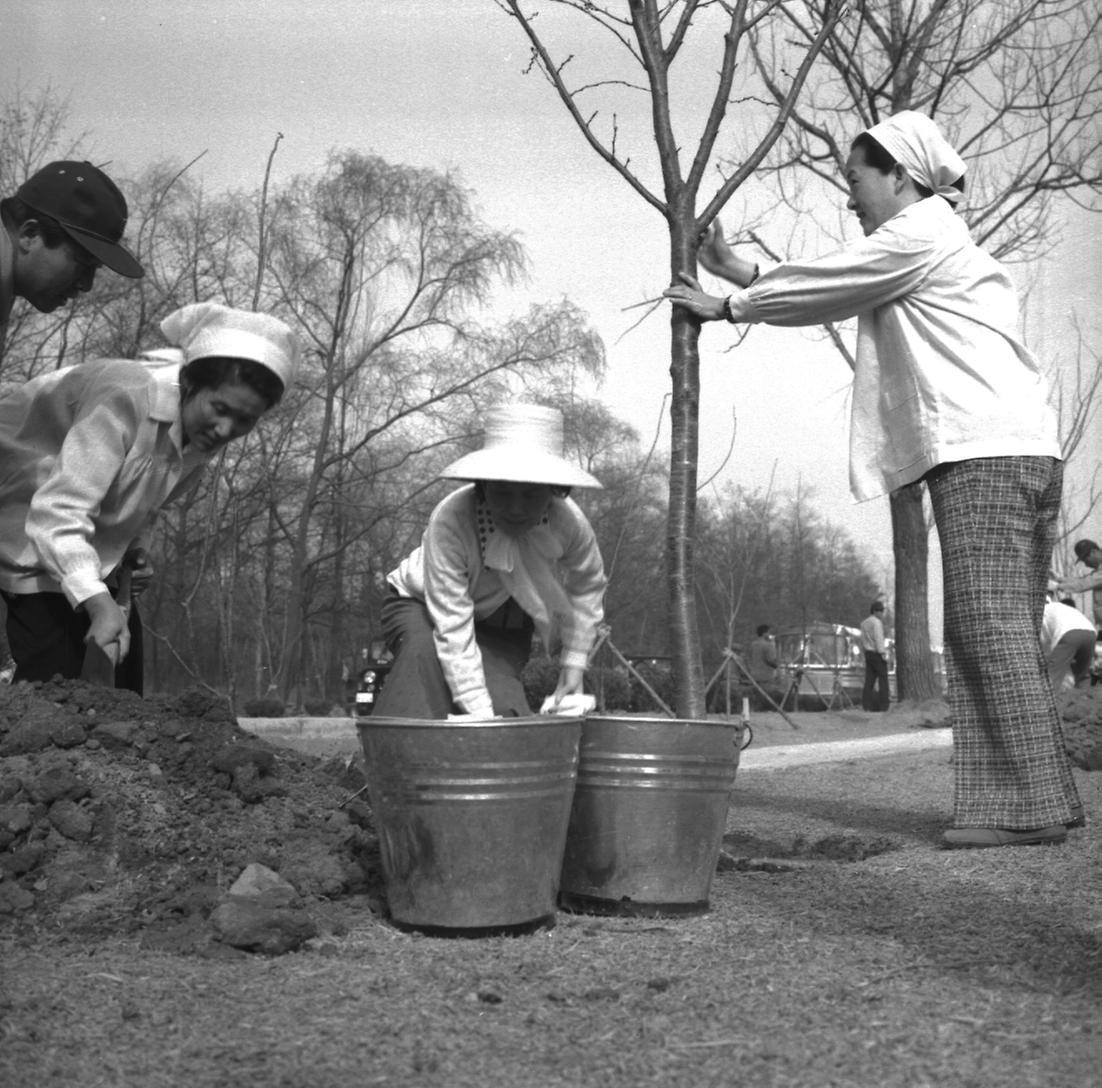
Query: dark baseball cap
[[1074, 539, 1099, 562], [15, 160, 144, 278]]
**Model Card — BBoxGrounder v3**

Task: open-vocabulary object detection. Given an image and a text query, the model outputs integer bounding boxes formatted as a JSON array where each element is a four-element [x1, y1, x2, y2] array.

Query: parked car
[[774, 622, 882, 710], [352, 646, 393, 717]]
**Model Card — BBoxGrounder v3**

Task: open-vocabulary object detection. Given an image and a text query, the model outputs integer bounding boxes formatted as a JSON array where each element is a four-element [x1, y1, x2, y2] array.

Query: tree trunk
[[666, 306, 706, 718], [890, 481, 940, 702]]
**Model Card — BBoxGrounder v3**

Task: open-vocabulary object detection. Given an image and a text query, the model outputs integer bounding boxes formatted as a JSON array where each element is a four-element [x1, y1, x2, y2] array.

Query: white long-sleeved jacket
[[725, 197, 1060, 500], [388, 485, 606, 715], [0, 358, 209, 606]]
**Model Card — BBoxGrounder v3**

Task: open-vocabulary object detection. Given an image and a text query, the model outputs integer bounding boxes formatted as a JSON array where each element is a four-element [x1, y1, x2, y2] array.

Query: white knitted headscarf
[[160, 302, 300, 391], [865, 111, 966, 205]]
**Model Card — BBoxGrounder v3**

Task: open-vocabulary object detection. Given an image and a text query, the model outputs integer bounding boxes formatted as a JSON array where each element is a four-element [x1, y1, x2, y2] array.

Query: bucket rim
[[357, 714, 584, 730], [582, 714, 744, 729]]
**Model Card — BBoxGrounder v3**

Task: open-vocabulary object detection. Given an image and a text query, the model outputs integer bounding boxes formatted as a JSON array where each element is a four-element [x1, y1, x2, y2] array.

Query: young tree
[[499, 0, 841, 715]]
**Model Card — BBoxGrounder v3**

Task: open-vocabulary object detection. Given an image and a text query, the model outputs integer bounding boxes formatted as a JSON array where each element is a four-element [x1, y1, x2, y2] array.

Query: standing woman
[[374, 403, 607, 720], [665, 111, 1081, 848], [0, 301, 298, 691]]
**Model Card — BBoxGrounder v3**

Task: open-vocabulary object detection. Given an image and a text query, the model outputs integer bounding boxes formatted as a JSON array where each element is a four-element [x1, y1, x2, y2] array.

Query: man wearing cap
[[0, 160, 144, 350], [1057, 540, 1102, 629], [0, 302, 297, 691]]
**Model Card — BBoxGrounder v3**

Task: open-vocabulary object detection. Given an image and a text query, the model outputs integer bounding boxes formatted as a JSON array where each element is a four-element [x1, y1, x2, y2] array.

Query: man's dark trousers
[[862, 650, 890, 711]]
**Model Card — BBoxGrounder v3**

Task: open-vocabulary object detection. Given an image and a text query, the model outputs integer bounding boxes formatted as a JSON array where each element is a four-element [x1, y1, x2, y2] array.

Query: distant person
[[746, 624, 779, 708], [0, 302, 298, 692], [665, 110, 1081, 847], [1056, 539, 1102, 629], [1, 161, 144, 349], [859, 602, 890, 712], [373, 403, 607, 720], [1041, 596, 1096, 692]]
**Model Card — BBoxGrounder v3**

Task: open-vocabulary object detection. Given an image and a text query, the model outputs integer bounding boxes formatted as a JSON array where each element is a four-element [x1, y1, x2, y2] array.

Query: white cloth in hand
[[539, 693, 596, 716]]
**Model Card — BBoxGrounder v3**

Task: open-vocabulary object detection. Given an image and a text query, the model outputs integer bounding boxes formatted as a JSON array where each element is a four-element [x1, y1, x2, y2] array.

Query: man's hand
[[83, 591, 130, 665]]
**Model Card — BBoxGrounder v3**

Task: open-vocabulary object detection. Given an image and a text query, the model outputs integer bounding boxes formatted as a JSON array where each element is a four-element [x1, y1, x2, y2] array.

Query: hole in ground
[[719, 830, 901, 872]]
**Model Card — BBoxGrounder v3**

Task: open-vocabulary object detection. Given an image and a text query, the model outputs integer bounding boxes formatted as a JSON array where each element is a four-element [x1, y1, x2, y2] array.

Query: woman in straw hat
[[373, 402, 607, 720], [0, 301, 299, 692], [665, 110, 1081, 849]]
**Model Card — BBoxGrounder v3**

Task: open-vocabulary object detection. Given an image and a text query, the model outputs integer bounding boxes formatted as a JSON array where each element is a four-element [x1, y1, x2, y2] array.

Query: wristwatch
[[722, 295, 737, 323]]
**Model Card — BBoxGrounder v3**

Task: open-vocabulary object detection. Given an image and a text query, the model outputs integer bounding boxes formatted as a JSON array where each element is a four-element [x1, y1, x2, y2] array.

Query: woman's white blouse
[[725, 197, 1060, 500], [388, 486, 607, 715]]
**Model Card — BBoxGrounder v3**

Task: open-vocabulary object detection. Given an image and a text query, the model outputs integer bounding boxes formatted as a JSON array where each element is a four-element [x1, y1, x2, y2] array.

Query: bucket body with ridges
[[357, 715, 582, 933], [559, 715, 742, 916]]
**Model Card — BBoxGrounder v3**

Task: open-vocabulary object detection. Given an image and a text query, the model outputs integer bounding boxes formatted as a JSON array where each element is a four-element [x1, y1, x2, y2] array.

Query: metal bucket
[[559, 715, 742, 917], [357, 715, 582, 935]]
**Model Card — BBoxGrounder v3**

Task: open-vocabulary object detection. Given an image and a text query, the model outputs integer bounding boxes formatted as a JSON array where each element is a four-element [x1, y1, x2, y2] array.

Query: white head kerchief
[[160, 302, 300, 391], [865, 111, 966, 205]]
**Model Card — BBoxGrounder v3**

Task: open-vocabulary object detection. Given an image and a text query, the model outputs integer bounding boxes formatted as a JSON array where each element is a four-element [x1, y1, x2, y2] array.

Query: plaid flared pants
[[925, 456, 1080, 828]]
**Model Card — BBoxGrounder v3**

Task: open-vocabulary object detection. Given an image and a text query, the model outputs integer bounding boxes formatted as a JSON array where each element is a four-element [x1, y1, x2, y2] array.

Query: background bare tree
[[735, 0, 1102, 700], [694, 482, 883, 666], [1051, 328, 1102, 581]]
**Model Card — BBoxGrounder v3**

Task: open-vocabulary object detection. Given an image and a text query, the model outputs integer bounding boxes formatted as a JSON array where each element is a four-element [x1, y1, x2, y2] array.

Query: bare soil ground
[[2, 683, 1100, 1088]]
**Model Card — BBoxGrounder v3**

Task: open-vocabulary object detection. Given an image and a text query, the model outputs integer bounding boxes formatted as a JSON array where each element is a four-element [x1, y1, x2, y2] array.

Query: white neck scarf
[[865, 111, 966, 205], [481, 507, 572, 654]]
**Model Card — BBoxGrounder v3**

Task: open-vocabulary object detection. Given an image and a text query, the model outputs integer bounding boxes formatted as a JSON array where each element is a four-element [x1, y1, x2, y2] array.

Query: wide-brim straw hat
[[440, 403, 603, 489]]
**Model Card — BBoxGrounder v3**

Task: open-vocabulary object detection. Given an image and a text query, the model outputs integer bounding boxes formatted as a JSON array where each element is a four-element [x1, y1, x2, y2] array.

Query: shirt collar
[[145, 362, 206, 465], [146, 361, 182, 423]]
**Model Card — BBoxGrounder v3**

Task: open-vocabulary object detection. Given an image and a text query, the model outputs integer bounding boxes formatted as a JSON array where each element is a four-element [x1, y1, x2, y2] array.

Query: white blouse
[[388, 485, 607, 715], [725, 197, 1060, 500], [0, 359, 210, 606]]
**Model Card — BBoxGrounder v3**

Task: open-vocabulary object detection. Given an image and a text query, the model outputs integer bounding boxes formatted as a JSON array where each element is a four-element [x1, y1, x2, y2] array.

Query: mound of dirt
[[0, 679, 377, 953], [1058, 686, 1102, 769]]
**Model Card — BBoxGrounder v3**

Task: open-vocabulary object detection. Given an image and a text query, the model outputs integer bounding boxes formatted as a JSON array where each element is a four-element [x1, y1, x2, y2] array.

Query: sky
[[6, 0, 1100, 638]]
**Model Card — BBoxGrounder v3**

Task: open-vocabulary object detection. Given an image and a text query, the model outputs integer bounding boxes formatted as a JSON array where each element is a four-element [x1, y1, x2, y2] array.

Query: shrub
[[241, 696, 284, 718], [628, 661, 675, 713], [589, 666, 631, 711], [521, 656, 560, 708]]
